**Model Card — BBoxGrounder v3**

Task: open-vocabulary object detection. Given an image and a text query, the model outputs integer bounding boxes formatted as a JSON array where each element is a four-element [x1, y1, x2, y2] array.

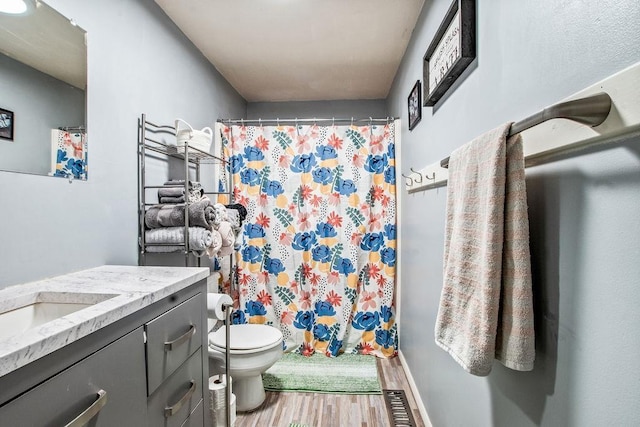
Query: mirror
[[0, 0, 87, 179]]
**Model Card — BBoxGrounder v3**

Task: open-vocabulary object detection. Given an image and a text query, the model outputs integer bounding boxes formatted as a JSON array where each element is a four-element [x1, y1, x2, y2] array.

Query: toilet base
[[234, 374, 266, 412]]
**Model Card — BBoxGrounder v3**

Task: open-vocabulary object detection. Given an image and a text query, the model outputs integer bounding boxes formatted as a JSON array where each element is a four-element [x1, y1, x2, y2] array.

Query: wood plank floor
[[233, 356, 425, 427]]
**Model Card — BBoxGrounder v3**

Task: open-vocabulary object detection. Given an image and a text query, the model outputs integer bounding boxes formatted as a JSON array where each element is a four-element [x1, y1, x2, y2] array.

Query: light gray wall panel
[[387, 1, 640, 426], [0, 0, 246, 287]]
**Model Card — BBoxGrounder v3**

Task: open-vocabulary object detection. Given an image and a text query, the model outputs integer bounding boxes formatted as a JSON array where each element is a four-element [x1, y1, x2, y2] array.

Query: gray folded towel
[[145, 199, 216, 230], [159, 180, 205, 204], [158, 187, 186, 198], [145, 226, 213, 256], [159, 196, 187, 204]]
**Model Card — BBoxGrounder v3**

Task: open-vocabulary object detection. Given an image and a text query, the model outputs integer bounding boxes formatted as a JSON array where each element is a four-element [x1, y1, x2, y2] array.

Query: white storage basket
[[175, 118, 213, 154]]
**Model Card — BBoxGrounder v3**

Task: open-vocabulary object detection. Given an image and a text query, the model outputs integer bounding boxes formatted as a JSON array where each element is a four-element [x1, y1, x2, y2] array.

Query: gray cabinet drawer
[[0, 327, 147, 427], [146, 293, 204, 394], [148, 349, 204, 427]]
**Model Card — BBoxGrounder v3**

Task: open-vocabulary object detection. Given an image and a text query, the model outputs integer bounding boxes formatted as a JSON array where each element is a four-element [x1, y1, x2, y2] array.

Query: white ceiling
[[154, 0, 425, 103]]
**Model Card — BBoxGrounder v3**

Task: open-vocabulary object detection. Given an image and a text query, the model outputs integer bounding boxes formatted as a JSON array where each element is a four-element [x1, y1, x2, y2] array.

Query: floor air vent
[[383, 389, 417, 427]]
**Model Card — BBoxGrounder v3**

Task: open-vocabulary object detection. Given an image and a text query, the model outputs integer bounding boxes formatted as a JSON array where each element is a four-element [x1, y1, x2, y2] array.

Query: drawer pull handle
[[164, 324, 196, 351], [65, 389, 108, 427], [164, 380, 196, 418]]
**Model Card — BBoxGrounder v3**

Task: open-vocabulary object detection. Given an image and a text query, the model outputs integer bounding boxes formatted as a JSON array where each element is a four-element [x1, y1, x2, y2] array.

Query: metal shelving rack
[[138, 114, 236, 426], [137, 113, 230, 267]]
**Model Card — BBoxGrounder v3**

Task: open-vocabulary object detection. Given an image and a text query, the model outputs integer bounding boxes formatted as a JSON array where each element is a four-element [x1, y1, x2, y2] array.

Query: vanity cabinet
[[0, 279, 209, 427], [0, 327, 147, 426]]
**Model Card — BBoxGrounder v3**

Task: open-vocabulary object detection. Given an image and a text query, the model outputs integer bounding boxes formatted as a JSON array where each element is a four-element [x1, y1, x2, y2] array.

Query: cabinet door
[[146, 293, 203, 394], [0, 327, 147, 427]]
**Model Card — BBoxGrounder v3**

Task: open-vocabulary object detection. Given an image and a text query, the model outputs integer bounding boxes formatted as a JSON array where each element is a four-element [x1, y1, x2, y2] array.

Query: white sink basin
[[0, 292, 116, 341]]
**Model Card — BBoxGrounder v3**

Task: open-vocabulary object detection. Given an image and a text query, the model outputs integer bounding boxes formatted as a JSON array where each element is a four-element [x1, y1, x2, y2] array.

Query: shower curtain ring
[[410, 167, 423, 183], [277, 117, 280, 126], [401, 173, 414, 187], [351, 117, 354, 126]]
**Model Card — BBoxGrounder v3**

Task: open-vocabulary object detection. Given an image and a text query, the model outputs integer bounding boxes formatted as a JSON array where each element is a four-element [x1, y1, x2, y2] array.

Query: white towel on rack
[[145, 226, 213, 256], [435, 122, 535, 376]]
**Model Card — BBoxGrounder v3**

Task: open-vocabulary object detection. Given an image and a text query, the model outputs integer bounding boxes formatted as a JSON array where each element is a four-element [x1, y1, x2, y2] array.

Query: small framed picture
[[408, 80, 422, 131], [0, 108, 14, 141]]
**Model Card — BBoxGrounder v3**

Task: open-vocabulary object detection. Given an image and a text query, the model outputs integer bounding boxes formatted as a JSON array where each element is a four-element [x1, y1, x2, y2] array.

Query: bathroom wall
[[0, 54, 85, 175], [388, 1, 640, 426], [0, 0, 246, 287], [247, 99, 388, 120]]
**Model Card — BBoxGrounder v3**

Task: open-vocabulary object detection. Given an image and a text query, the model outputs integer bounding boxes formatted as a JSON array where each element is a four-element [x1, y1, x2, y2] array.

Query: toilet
[[208, 324, 283, 412]]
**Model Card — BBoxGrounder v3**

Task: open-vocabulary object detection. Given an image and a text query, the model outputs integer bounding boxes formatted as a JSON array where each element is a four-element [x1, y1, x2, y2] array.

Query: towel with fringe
[[159, 180, 205, 203], [145, 199, 216, 230], [435, 122, 535, 376], [145, 226, 212, 256]]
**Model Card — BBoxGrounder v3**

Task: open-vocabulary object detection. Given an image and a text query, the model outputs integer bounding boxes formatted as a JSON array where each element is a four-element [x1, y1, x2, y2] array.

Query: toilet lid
[[209, 324, 282, 350]]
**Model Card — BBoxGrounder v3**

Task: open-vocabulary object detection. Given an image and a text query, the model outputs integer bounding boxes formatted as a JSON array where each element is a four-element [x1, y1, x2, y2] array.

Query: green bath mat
[[263, 352, 382, 394]]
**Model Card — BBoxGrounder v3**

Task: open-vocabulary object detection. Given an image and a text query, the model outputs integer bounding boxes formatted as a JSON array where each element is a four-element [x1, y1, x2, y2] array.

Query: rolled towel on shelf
[[225, 203, 248, 222], [206, 229, 223, 258], [145, 199, 217, 230], [217, 221, 235, 257], [217, 221, 235, 247], [212, 203, 228, 229], [225, 208, 240, 229], [145, 226, 213, 255]]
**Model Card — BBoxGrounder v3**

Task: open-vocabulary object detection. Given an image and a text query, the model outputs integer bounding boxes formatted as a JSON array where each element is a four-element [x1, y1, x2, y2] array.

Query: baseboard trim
[[398, 350, 433, 427]]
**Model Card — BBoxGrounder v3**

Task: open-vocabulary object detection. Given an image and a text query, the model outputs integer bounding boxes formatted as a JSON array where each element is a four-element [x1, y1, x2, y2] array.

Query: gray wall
[[247, 99, 388, 120], [0, 0, 246, 287], [0, 53, 85, 175], [388, 1, 640, 426]]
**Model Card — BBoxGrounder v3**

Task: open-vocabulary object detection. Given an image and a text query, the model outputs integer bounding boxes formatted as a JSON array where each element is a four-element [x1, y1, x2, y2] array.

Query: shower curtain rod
[[440, 92, 612, 168], [217, 117, 398, 125]]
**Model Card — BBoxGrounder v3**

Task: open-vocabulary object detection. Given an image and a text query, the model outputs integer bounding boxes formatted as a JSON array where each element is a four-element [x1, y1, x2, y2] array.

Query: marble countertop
[[0, 265, 209, 378]]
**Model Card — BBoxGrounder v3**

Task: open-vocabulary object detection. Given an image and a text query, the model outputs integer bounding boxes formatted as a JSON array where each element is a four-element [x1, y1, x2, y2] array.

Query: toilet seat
[[209, 324, 282, 354]]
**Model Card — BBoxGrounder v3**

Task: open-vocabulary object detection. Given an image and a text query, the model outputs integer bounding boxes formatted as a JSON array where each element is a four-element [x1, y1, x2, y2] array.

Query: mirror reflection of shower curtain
[[51, 129, 87, 180], [222, 122, 398, 358]]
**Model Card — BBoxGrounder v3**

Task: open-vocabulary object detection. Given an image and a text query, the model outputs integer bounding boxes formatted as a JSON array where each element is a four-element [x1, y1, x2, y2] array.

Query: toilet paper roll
[[207, 293, 232, 320], [209, 375, 236, 426], [210, 393, 236, 426], [209, 373, 232, 398]]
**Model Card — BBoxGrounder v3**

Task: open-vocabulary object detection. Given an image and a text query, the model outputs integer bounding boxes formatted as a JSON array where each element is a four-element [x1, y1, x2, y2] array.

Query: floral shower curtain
[[221, 122, 397, 358]]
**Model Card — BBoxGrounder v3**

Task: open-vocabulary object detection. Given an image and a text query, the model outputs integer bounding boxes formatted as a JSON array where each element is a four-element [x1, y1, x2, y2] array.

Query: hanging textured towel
[[434, 122, 535, 376]]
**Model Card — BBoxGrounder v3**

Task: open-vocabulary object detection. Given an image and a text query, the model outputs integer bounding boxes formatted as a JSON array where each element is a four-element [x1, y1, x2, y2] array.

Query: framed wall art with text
[[423, 0, 476, 107]]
